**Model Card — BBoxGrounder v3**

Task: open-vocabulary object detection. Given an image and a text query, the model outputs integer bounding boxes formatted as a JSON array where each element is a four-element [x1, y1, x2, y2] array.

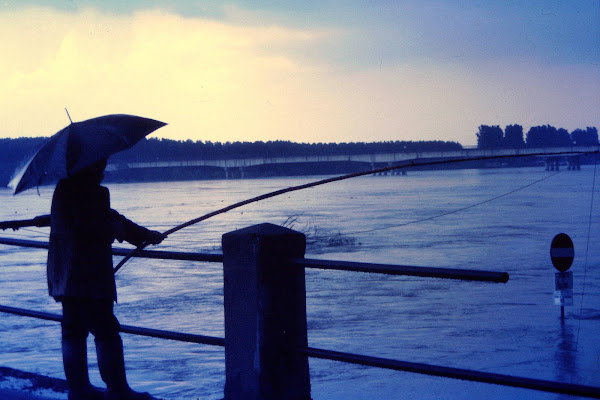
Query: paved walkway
[[0, 388, 63, 399], [0, 367, 67, 400]]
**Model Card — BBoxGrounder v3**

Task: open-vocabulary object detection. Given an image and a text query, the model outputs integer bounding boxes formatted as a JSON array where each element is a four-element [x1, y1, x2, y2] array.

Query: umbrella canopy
[[9, 114, 166, 194]]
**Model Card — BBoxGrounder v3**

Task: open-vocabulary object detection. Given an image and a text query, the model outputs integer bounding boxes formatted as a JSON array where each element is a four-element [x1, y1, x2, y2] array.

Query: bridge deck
[[106, 146, 599, 171]]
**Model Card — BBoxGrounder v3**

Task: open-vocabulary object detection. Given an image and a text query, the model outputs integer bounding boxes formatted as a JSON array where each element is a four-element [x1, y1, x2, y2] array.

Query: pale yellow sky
[[1, 4, 598, 145]]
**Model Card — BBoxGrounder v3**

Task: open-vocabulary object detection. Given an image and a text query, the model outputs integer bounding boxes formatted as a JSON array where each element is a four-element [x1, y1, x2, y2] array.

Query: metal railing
[[0, 233, 599, 399]]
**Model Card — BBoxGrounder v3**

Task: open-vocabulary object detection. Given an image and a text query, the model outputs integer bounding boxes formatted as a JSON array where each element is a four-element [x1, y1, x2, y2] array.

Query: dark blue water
[[0, 167, 598, 399]]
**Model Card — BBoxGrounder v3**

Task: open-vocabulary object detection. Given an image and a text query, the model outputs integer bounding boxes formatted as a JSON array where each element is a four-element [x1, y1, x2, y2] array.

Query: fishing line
[[18, 227, 49, 237], [347, 170, 563, 235], [113, 149, 597, 274], [575, 156, 597, 355], [1, 228, 48, 239]]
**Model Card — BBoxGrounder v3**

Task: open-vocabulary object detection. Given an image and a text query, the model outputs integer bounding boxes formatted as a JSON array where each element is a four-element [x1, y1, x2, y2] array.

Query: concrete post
[[222, 223, 311, 400]]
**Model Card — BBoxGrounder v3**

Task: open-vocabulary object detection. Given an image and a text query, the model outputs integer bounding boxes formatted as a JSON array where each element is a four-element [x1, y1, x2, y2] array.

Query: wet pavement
[[0, 366, 67, 400], [0, 388, 63, 399]]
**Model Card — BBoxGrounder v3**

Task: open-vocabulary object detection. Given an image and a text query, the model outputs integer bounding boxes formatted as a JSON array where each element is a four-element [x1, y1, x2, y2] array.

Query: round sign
[[550, 233, 574, 272]]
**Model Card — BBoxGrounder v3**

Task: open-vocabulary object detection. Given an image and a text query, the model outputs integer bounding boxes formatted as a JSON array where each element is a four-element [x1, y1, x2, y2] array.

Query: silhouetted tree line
[[0, 137, 48, 163], [109, 138, 462, 162], [476, 124, 598, 149], [0, 138, 463, 164], [0, 137, 49, 187]]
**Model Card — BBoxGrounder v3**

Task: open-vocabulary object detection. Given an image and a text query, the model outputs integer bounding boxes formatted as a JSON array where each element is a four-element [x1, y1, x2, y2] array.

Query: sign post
[[550, 233, 574, 323]]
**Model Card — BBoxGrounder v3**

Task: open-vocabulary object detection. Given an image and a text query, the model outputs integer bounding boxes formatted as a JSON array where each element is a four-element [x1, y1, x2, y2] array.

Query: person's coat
[[47, 177, 153, 301]]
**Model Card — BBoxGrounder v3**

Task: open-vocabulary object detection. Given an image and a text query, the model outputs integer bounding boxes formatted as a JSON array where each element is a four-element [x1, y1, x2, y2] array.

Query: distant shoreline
[[101, 157, 547, 185], [1, 138, 463, 187], [3, 136, 597, 187]]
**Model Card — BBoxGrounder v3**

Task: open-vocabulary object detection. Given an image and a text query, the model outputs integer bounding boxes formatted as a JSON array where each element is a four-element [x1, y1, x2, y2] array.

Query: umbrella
[[9, 114, 166, 194]]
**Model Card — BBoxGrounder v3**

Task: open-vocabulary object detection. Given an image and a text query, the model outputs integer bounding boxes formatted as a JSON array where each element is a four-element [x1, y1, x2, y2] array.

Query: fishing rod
[[113, 148, 599, 273]]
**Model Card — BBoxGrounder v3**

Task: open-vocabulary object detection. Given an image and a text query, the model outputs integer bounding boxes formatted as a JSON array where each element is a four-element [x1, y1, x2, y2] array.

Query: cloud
[[0, 7, 335, 139], [0, 4, 598, 146]]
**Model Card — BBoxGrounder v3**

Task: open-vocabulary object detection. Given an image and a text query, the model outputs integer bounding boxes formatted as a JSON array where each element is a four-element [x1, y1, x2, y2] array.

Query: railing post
[[222, 223, 311, 400]]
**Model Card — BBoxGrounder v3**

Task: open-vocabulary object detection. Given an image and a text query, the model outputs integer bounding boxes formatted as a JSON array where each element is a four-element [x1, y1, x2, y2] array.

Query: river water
[[0, 167, 599, 400]]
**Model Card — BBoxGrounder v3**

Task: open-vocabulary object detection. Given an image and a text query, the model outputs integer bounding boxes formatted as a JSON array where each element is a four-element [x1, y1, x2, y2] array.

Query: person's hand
[[146, 230, 165, 245], [0, 221, 20, 231]]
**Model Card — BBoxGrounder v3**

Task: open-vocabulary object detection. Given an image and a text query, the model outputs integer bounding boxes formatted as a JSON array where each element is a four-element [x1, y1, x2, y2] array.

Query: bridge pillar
[[371, 163, 378, 176], [567, 156, 581, 170], [222, 224, 311, 400], [546, 157, 560, 171]]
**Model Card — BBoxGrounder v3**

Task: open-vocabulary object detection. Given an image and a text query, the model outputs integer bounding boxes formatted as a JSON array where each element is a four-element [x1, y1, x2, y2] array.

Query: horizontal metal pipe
[[0, 237, 508, 282], [0, 237, 222, 263], [119, 324, 224, 347], [0, 304, 224, 347], [3, 307, 598, 397], [0, 304, 61, 323], [301, 347, 600, 398], [296, 258, 509, 283], [0, 237, 48, 250], [112, 248, 223, 263]]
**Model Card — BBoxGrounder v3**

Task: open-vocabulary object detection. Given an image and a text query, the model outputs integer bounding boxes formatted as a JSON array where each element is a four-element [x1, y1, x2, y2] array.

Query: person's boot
[[95, 336, 159, 400], [62, 338, 105, 400]]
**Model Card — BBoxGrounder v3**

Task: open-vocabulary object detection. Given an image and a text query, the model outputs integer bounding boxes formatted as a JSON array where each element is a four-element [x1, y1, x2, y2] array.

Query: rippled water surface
[[1, 167, 599, 399]]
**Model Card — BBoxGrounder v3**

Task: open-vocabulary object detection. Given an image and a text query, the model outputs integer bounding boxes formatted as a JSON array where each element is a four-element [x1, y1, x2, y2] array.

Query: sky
[[0, 1, 598, 145]]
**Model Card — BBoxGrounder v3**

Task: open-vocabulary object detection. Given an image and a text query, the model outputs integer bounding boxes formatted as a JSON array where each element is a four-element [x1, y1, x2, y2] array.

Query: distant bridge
[[106, 146, 599, 179]]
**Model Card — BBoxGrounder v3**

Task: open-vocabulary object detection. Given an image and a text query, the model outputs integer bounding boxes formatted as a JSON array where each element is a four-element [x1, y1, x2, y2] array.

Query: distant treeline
[[476, 124, 598, 149], [0, 138, 462, 186], [110, 139, 463, 162]]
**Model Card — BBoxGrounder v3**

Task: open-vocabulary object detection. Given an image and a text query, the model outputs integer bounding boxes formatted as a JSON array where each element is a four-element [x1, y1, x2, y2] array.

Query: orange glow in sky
[[1, 3, 598, 145]]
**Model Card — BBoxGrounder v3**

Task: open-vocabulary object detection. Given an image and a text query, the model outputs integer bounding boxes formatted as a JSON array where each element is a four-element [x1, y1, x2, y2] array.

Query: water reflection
[[554, 322, 579, 399]]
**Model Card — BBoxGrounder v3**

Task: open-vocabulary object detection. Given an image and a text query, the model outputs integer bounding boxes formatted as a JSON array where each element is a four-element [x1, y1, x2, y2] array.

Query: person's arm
[[110, 210, 164, 246], [0, 214, 51, 230]]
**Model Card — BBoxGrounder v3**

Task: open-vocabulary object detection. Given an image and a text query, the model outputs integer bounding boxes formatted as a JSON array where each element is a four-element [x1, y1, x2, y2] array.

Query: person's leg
[[61, 299, 105, 400], [90, 300, 157, 400]]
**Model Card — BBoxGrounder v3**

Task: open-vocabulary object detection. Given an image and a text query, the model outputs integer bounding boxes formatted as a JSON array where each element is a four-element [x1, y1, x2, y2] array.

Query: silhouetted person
[[47, 159, 164, 400]]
